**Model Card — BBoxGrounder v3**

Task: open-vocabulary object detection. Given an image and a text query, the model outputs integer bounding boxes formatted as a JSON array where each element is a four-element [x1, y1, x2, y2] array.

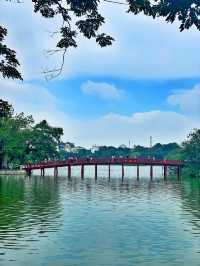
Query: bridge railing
[[23, 157, 185, 170]]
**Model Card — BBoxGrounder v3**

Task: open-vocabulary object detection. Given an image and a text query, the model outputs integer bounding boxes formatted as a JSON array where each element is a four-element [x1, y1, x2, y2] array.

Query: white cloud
[[168, 85, 200, 116], [0, 79, 77, 140], [0, 80, 56, 115], [73, 111, 199, 147], [81, 81, 124, 100], [1, 80, 199, 147]]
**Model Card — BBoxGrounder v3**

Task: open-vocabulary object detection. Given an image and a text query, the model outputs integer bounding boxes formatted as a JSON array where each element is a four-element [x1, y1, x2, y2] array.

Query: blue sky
[[46, 77, 200, 119], [1, 1, 200, 147]]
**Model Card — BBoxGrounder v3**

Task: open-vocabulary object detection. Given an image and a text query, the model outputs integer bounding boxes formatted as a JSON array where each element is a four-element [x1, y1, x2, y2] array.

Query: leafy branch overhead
[[2, 0, 200, 80], [0, 26, 22, 80]]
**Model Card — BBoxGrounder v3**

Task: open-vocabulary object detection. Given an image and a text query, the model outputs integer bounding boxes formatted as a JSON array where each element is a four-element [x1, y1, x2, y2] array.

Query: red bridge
[[23, 158, 184, 180]]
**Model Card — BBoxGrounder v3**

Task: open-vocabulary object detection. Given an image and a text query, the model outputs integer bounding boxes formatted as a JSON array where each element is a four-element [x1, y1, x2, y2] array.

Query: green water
[[0, 175, 200, 266]]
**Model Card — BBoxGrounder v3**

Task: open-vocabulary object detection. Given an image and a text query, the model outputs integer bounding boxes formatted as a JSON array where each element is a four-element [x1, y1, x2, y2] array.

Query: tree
[[0, 99, 14, 118], [182, 128, 200, 177], [0, 111, 34, 168], [165, 128, 200, 177], [25, 120, 63, 163], [1, 0, 200, 80], [0, 100, 64, 168], [0, 26, 22, 80]]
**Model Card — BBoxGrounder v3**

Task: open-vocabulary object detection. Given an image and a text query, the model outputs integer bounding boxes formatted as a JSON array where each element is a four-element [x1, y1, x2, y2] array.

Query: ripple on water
[[0, 175, 200, 266]]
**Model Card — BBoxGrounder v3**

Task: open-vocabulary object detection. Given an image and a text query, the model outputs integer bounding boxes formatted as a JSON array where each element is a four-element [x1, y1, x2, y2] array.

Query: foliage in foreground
[[2, 0, 200, 80]]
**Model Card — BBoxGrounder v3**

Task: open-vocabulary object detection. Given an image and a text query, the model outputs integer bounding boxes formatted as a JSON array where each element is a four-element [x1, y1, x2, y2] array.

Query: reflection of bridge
[[23, 158, 184, 180]]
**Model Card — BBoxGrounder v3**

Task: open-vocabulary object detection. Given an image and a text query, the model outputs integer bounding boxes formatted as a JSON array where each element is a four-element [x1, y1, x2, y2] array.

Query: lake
[[0, 167, 200, 266]]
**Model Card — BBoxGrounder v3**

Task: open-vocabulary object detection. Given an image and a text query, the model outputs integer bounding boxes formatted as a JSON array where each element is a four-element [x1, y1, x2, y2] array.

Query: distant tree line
[[61, 133, 200, 178], [60, 142, 181, 161], [62, 143, 179, 159]]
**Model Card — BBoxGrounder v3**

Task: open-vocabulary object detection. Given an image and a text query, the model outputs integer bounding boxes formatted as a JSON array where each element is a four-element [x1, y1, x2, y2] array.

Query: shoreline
[[0, 170, 26, 176]]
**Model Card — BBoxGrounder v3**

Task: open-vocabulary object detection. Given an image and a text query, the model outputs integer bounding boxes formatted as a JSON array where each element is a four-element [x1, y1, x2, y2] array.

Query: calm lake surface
[[0, 167, 200, 266]]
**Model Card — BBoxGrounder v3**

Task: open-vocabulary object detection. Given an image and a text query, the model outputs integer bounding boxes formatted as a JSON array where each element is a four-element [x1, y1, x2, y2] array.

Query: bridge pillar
[[108, 164, 111, 181], [122, 164, 124, 180], [150, 165, 153, 180], [164, 166, 167, 181], [95, 164, 97, 180], [177, 166, 181, 180], [137, 165, 140, 181], [54, 167, 58, 177], [81, 164, 84, 179], [68, 165, 71, 179], [41, 168, 45, 177], [26, 169, 32, 176]]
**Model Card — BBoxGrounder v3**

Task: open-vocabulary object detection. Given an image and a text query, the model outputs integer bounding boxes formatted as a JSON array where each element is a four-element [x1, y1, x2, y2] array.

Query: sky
[[1, 1, 200, 147]]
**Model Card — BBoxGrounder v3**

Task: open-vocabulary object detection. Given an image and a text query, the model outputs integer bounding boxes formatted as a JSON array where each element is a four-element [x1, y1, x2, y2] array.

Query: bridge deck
[[23, 158, 184, 171]]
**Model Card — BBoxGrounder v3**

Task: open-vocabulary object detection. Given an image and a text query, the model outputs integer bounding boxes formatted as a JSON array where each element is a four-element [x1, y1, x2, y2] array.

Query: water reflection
[[0, 176, 62, 255], [0, 175, 199, 266], [179, 178, 200, 231]]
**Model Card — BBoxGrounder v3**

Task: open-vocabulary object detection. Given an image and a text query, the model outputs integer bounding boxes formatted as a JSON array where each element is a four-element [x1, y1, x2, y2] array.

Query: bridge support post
[[27, 169, 32, 176], [54, 167, 58, 177], [68, 165, 71, 179], [150, 165, 153, 181], [81, 164, 84, 179], [137, 165, 140, 181], [95, 164, 97, 180], [164, 166, 167, 181], [108, 164, 111, 181], [41, 168, 45, 177], [122, 164, 124, 181], [177, 166, 181, 180]]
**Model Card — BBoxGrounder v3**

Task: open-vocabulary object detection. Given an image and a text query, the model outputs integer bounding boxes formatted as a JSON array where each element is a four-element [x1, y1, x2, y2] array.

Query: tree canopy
[[0, 26, 22, 80], [1, 0, 200, 80], [0, 99, 14, 118], [0, 99, 63, 168], [182, 129, 200, 177], [59, 142, 182, 160], [165, 128, 200, 177]]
